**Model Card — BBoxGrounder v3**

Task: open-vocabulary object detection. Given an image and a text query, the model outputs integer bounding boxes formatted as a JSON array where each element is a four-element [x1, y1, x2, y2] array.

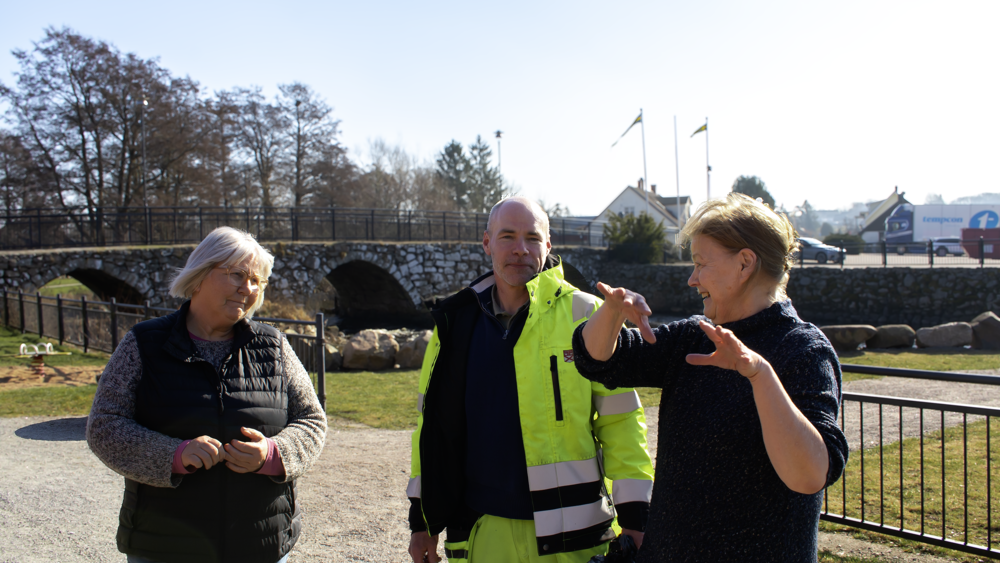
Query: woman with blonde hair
[[87, 226, 327, 563], [574, 193, 848, 562]]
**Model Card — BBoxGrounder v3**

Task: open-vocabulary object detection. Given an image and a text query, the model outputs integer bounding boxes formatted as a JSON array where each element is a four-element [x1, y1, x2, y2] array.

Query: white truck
[[885, 203, 1000, 255]]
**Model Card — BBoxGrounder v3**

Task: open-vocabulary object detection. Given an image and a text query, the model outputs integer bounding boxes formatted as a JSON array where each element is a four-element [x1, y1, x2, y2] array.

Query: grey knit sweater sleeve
[[270, 334, 327, 482], [86, 331, 183, 488]]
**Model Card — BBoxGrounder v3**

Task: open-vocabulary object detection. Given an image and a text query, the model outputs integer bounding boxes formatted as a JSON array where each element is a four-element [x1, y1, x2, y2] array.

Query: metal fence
[[797, 239, 1000, 268], [0, 288, 328, 409], [823, 364, 1000, 558], [0, 206, 607, 250]]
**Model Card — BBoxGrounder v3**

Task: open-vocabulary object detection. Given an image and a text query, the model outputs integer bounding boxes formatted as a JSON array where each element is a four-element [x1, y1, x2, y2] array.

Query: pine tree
[[603, 211, 670, 263]]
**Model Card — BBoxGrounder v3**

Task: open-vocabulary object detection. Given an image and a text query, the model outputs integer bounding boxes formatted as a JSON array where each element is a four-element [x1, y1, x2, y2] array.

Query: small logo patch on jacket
[[563, 350, 574, 362]]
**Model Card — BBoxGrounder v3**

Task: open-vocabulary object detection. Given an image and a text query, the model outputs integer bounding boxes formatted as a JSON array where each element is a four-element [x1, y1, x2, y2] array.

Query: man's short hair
[[486, 197, 551, 241]]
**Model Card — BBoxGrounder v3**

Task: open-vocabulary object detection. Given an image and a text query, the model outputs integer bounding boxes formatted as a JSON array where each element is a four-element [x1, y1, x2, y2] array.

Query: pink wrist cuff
[[172, 440, 193, 474], [255, 438, 284, 476]]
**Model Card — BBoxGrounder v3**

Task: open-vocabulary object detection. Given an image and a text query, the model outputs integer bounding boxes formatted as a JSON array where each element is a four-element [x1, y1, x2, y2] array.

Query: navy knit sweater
[[572, 300, 848, 563]]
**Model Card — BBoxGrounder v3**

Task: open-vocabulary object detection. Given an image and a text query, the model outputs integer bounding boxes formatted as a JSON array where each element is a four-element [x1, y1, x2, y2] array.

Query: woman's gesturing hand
[[181, 435, 224, 470], [223, 427, 269, 473], [685, 321, 766, 380], [595, 282, 656, 344]]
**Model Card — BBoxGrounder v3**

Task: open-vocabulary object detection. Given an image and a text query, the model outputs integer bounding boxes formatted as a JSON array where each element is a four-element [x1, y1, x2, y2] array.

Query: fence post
[[199, 207, 204, 241], [443, 211, 447, 240], [57, 294, 64, 344], [928, 240, 934, 268], [144, 300, 151, 321], [18, 289, 24, 333], [145, 206, 152, 244], [81, 294, 89, 353], [36, 208, 42, 248], [331, 208, 336, 240], [370, 209, 375, 241], [110, 297, 119, 351], [315, 312, 326, 411], [881, 240, 888, 267], [291, 207, 297, 241], [2, 287, 7, 327], [36, 292, 43, 337], [799, 245, 804, 268], [981, 237, 986, 268]]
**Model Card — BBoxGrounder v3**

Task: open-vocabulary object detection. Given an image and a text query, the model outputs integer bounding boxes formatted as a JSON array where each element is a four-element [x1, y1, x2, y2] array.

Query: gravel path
[[3, 371, 992, 563]]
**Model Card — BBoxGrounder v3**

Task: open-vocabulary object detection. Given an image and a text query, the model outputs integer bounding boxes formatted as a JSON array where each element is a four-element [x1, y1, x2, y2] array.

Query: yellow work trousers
[[455, 514, 609, 563]]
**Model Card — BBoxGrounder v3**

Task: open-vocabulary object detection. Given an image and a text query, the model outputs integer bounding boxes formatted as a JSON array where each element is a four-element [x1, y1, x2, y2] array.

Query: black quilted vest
[[117, 301, 299, 563]]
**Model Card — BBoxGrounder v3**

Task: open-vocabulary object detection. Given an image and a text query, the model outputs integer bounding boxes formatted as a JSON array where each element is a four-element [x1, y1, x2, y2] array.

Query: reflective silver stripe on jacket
[[526, 457, 601, 491], [406, 476, 421, 498], [532, 498, 616, 537], [572, 291, 600, 323], [593, 390, 641, 416], [417, 392, 425, 413], [612, 478, 653, 504]]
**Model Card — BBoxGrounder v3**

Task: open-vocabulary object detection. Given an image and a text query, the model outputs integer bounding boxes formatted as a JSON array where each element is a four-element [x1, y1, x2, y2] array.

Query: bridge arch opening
[[323, 260, 431, 331], [63, 268, 146, 304]]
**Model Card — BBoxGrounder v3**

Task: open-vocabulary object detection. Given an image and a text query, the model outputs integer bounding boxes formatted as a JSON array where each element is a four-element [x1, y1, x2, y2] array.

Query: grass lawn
[[840, 349, 1000, 382], [0, 325, 110, 367], [823, 418, 1000, 560]]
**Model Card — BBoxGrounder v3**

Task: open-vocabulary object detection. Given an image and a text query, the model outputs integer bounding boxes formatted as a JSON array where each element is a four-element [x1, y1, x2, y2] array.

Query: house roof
[[860, 189, 910, 233]]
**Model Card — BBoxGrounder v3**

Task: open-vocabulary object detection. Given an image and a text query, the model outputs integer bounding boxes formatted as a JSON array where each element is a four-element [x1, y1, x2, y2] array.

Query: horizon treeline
[[0, 28, 510, 217]]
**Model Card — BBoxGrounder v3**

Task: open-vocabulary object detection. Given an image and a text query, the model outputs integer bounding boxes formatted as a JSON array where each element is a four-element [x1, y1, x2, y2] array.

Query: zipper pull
[[503, 329, 509, 340]]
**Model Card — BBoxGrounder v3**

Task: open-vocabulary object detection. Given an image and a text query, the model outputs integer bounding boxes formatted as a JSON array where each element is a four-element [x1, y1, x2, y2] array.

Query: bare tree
[[234, 87, 288, 208], [278, 82, 342, 207]]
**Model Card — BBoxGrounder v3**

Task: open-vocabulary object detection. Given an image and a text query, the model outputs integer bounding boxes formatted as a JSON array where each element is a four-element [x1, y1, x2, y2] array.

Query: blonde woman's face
[[191, 258, 260, 324], [687, 235, 746, 324]]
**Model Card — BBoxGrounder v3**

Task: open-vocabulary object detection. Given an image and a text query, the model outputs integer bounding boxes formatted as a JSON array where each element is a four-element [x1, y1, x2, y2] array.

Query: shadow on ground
[[14, 416, 87, 441]]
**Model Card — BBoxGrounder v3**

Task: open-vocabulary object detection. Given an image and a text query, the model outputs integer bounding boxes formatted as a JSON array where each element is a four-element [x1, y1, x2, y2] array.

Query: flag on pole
[[611, 114, 642, 147], [690, 123, 707, 137]]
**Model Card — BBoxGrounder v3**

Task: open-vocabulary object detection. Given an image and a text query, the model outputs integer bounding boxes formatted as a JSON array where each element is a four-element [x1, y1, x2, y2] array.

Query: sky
[[1, 0, 998, 216]]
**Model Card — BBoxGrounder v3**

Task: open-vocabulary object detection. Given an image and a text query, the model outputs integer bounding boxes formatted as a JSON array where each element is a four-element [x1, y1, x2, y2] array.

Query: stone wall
[[589, 263, 1000, 329], [0, 243, 995, 329]]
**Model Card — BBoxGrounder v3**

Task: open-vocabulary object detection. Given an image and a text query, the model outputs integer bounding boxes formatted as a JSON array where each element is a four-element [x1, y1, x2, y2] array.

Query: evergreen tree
[[435, 140, 470, 208], [466, 135, 506, 212], [603, 211, 671, 263], [731, 175, 776, 209]]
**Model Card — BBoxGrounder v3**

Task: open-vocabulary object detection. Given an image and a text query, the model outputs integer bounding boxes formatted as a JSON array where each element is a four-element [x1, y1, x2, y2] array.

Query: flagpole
[[640, 108, 649, 215], [674, 115, 681, 231], [705, 116, 711, 201]]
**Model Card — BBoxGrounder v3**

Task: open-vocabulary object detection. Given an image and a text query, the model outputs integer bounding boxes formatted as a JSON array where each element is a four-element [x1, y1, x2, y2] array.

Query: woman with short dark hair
[[87, 226, 327, 563], [575, 193, 848, 562]]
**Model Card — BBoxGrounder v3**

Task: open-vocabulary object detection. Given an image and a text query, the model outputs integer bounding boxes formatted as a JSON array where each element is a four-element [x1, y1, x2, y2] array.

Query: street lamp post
[[141, 99, 148, 208], [494, 130, 503, 178]]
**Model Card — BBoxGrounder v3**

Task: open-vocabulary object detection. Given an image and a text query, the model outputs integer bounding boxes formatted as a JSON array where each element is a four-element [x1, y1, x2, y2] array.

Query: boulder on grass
[[819, 325, 877, 352], [866, 325, 916, 349], [915, 322, 973, 348], [971, 312, 1000, 350], [395, 330, 432, 369], [325, 344, 342, 371], [342, 329, 399, 370]]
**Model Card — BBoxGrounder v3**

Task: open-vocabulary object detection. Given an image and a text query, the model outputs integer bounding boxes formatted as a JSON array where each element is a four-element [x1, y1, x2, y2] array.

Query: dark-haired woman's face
[[687, 235, 745, 324]]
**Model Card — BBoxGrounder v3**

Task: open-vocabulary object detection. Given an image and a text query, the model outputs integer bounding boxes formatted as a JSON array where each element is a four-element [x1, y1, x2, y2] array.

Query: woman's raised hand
[[595, 282, 656, 344], [180, 435, 224, 470], [685, 321, 766, 381], [223, 427, 269, 473]]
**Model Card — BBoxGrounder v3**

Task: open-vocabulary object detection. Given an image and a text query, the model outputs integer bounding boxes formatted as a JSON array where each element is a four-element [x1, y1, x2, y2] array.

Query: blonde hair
[[169, 227, 275, 319], [680, 192, 797, 291]]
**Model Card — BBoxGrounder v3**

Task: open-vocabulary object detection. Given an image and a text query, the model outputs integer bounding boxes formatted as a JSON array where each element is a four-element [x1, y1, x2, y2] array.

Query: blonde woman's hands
[[594, 282, 656, 344], [685, 321, 767, 381]]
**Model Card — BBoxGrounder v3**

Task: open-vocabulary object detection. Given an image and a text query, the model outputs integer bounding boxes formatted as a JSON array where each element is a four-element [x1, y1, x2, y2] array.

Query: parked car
[[930, 236, 964, 257], [796, 237, 843, 264]]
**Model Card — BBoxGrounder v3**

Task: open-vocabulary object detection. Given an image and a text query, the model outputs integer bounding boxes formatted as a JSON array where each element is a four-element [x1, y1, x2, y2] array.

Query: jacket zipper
[[549, 355, 563, 421]]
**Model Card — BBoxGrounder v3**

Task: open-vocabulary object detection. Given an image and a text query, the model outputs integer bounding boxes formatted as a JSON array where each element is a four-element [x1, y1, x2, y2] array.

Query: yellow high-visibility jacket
[[407, 258, 654, 560]]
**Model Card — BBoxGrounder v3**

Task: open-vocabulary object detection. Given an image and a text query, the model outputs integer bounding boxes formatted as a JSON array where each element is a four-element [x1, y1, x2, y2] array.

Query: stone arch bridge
[[0, 242, 606, 326]]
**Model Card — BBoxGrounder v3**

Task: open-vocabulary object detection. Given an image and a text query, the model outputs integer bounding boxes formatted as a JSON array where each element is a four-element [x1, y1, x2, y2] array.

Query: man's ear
[[483, 230, 492, 256]]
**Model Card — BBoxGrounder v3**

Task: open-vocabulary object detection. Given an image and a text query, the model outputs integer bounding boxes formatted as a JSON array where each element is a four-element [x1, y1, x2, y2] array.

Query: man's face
[[483, 201, 551, 289]]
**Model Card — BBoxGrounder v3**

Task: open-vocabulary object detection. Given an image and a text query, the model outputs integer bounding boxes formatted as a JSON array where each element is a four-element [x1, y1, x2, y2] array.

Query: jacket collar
[[463, 254, 575, 313], [163, 300, 256, 363]]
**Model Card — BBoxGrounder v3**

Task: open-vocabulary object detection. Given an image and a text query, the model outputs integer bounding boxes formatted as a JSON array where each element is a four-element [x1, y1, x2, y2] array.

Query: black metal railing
[[797, 239, 1000, 268], [823, 363, 1000, 558], [0, 206, 607, 250], [0, 288, 328, 409]]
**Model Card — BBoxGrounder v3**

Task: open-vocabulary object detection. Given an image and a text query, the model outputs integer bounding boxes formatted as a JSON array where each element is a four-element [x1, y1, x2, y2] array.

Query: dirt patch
[[0, 364, 102, 389]]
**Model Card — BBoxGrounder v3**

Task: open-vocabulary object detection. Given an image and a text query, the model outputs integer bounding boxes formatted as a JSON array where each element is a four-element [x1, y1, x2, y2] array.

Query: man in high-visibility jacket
[[407, 197, 654, 563]]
